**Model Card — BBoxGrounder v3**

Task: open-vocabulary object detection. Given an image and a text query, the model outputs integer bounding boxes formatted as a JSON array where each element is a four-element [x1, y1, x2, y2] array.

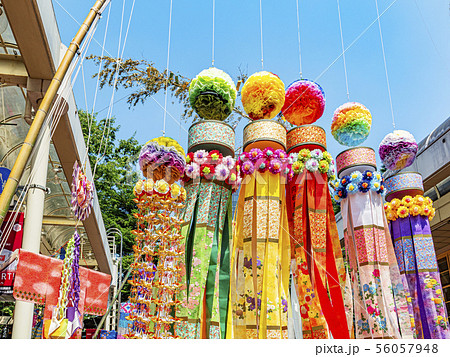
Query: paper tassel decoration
[[286, 125, 348, 339], [384, 173, 449, 338], [331, 102, 372, 147], [176, 119, 240, 339], [71, 162, 94, 221], [332, 148, 413, 339], [126, 138, 186, 339], [281, 80, 325, 126], [379, 130, 418, 171], [227, 120, 290, 339], [189, 67, 237, 121], [241, 71, 285, 120]]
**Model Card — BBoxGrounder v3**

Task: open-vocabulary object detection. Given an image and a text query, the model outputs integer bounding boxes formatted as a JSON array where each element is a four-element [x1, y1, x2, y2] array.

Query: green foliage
[[87, 55, 249, 126], [0, 301, 14, 317], [78, 110, 140, 255]]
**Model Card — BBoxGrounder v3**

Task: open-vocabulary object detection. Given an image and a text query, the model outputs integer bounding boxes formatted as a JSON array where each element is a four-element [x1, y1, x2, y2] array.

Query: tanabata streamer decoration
[[176, 120, 239, 339], [332, 148, 412, 339], [12, 249, 110, 339], [379, 130, 418, 171], [286, 125, 348, 339], [189, 67, 237, 121], [71, 162, 94, 221], [241, 71, 285, 120], [46, 231, 82, 339], [384, 173, 449, 339], [281, 80, 325, 126], [126, 137, 186, 339], [331, 102, 372, 147], [227, 119, 291, 339]]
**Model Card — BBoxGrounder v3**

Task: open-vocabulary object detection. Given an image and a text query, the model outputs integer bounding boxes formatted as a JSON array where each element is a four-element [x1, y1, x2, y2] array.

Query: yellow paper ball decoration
[[241, 71, 285, 120]]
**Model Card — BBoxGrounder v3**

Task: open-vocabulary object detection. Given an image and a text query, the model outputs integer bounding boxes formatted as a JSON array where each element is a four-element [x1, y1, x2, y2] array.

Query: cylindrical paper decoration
[[176, 148, 241, 339], [379, 130, 418, 171], [126, 139, 186, 339], [241, 71, 285, 120], [331, 102, 372, 146], [286, 125, 327, 153], [227, 138, 291, 339], [281, 79, 325, 126], [331, 158, 413, 339], [384, 172, 424, 202], [188, 120, 235, 157], [243, 119, 286, 151], [286, 129, 348, 339], [336, 147, 377, 178], [385, 176, 449, 338], [189, 67, 237, 121]]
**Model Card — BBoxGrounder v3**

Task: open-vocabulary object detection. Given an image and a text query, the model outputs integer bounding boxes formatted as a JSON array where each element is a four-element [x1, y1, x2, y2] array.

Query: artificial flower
[[305, 158, 319, 172], [384, 202, 391, 211], [258, 159, 270, 173], [249, 148, 263, 162], [298, 148, 311, 161], [414, 195, 425, 206], [370, 180, 381, 192], [170, 183, 181, 199], [201, 164, 215, 180], [274, 149, 287, 160], [349, 171, 363, 184], [194, 150, 209, 165], [358, 179, 371, 193], [134, 180, 144, 196], [269, 158, 283, 174], [241, 160, 255, 175], [347, 183, 358, 194], [409, 205, 421, 216], [155, 179, 170, 195], [397, 206, 409, 219], [144, 179, 154, 193], [186, 152, 194, 164], [401, 195, 413, 207], [373, 171, 382, 181], [310, 149, 323, 160], [363, 170, 373, 180], [340, 175, 351, 187], [292, 161, 304, 174], [322, 151, 332, 163], [263, 147, 274, 158], [222, 156, 235, 170], [209, 150, 223, 164], [390, 198, 401, 210], [185, 163, 200, 179], [336, 186, 347, 199], [317, 160, 329, 174], [214, 163, 230, 181]]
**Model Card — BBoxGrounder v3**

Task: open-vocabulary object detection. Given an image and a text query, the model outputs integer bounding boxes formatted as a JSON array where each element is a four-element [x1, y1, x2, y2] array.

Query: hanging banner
[[0, 212, 24, 295], [0, 167, 11, 195]]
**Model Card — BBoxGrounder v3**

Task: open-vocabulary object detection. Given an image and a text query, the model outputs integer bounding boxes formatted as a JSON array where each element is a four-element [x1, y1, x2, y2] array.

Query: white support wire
[[375, 0, 395, 129], [162, 0, 173, 137], [259, 0, 264, 70], [282, 0, 399, 115], [212, 0, 215, 67], [336, 0, 350, 101], [295, 0, 303, 79]]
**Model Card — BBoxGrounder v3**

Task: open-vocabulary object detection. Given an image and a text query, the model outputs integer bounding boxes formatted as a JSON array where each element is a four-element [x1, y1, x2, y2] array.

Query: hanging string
[[259, 0, 264, 70], [212, 0, 215, 67], [336, 0, 350, 101], [375, 0, 396, 129], [163, 0, 173, 136], [295, 0, 303, 78]]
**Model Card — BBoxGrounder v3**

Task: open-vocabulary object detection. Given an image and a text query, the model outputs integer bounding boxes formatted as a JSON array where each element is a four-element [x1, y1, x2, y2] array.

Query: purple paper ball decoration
[[379, 130, 418, 170]]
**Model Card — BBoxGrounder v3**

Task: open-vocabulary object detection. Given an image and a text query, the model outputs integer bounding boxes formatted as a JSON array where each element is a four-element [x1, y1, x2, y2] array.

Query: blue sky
[[53, 0, 450, 165]]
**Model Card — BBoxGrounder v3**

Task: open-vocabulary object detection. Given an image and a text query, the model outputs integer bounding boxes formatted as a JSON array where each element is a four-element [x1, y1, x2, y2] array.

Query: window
[[437, 252, 450, 323]]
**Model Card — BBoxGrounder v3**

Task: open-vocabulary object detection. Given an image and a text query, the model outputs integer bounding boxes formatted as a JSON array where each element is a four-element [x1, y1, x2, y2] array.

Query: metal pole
[[11, 123, 51, 339], [92, 265, 132, 339], [106, 227, 123, 329], [0, 0, 108, 228]]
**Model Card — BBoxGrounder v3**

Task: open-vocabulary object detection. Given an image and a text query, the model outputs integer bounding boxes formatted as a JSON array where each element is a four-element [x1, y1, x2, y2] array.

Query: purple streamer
[[69, 230, 81, 311], [138, 142, 186, 176]]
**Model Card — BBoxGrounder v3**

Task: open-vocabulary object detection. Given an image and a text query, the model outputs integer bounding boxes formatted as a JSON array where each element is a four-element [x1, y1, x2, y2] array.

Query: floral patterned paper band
[[243, 119, 287, 151], [286, 124, 327, 152], [384, 172, 424, 202], [188, 120, 235, 156], [335, 147, 377, 177]]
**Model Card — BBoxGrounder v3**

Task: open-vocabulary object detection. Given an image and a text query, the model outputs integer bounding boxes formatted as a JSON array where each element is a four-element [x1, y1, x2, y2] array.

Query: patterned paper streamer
[[71, 162, 94, 221], [379, 130, 418, 171], [189, 67, 237, 121], [281, 80, 325, 126], [339, 166, 413, 339], [68, 230, 81, 311], [331, 102, 372, 146], [241, 71, 285, 120]]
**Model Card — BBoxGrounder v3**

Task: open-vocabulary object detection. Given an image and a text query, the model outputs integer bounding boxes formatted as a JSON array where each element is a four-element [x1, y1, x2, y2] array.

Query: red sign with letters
[[0, 212, 24, 295]]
